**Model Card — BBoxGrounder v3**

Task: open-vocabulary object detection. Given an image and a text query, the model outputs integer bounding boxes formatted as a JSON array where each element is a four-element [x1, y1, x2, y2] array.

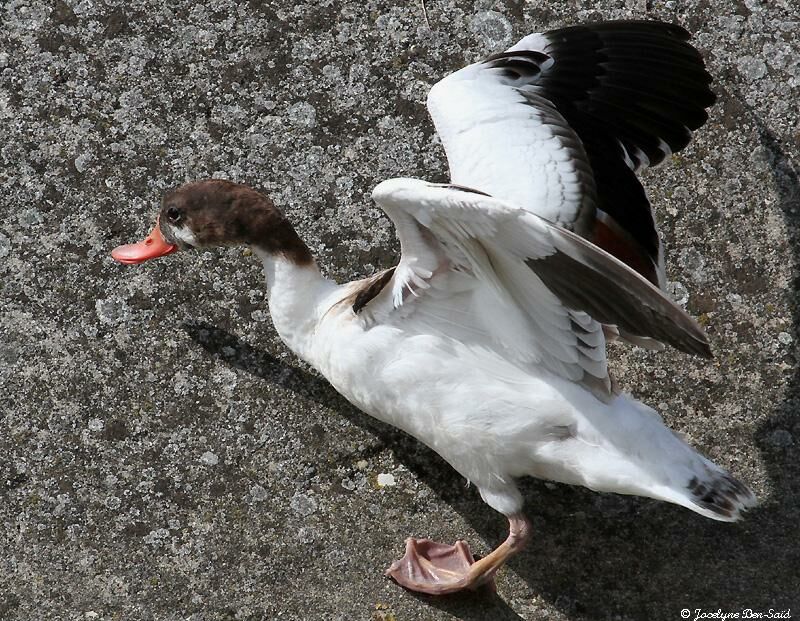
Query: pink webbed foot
[[385, 515, 532, 596], [385, 538, 495, 595]]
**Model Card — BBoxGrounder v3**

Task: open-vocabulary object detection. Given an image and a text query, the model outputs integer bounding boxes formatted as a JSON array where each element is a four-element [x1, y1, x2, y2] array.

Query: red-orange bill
[[111, 217, 178, 265]]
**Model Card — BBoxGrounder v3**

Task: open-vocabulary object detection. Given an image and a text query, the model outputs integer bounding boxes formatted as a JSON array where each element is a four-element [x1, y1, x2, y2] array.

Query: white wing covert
[[363, 179, 710, 401]]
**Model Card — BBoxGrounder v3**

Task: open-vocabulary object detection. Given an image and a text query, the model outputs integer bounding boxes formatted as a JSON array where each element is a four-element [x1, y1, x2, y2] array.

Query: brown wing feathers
[[526, 227, 711, 358], [352, 268, 396, 314]]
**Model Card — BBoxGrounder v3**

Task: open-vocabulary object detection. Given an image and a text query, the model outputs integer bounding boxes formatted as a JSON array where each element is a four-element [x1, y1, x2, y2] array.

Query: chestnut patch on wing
[[591, 218, 658, 286]]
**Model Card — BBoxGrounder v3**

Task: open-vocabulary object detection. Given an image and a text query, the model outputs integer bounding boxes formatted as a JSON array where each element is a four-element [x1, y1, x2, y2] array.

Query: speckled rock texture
[[1, 1, 798, 619]]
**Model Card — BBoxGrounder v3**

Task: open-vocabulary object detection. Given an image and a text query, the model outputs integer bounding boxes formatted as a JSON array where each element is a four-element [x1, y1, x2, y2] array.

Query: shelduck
[[112, 20, 756, 595]]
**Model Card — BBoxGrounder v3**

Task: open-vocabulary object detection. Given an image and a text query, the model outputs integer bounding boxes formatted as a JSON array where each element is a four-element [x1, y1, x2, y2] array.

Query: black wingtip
[[510, 19, 717, 283], [683, 329, 713, 359], [693, 340, 713, 359]]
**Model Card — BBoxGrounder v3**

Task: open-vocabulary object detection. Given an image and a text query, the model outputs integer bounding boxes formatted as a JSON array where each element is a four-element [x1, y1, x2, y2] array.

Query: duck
[[111, 19, 756, 595]]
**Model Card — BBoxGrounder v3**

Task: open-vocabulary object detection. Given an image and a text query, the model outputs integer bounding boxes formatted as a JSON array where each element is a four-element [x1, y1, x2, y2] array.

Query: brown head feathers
[[158, 179, 313, 265]]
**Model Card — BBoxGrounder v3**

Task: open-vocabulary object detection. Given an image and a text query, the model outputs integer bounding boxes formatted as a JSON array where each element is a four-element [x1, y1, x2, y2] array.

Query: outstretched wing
[[360, 179, 710, 401], [427, 20, 716, 287]]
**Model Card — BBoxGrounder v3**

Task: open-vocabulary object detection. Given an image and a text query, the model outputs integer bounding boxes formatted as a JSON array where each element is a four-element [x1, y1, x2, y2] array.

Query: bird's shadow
[[182, 128, 799, 618]]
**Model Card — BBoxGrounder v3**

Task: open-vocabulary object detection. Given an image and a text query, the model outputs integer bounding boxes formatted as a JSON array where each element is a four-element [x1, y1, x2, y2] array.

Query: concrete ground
[[1, 0, 799, 619]]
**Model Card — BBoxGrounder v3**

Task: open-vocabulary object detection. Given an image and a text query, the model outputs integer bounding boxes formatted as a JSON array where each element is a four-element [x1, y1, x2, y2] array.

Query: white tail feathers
[[552, 394, 757, 522]]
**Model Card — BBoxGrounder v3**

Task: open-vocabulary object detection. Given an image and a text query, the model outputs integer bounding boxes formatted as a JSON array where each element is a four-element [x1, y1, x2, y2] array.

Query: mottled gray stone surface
[[1, 1, 799, 619]]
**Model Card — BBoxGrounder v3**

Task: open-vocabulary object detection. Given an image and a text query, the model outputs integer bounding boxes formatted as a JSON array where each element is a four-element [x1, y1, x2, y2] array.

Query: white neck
[[255, 248, 335, 363]]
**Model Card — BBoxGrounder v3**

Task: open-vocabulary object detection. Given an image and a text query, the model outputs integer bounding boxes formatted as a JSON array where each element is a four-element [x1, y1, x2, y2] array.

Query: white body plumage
[[258, 179, 753, 521]]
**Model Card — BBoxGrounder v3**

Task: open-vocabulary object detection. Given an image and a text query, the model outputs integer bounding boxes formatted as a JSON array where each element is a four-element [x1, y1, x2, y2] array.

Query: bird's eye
[[165, 205, 182, 224]]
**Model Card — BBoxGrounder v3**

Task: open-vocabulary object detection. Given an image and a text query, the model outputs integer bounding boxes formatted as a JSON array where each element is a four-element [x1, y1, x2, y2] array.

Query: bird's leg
[[385, 514, 531, 595]]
